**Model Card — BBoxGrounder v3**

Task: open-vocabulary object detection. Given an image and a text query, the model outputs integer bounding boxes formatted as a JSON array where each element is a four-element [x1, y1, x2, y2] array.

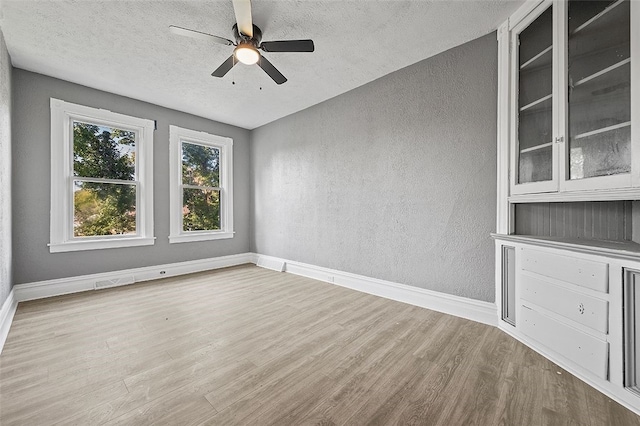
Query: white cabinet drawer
[[521, 274, 608, 334], [521, 248, 608, 293], [520, 306, 608, 380]]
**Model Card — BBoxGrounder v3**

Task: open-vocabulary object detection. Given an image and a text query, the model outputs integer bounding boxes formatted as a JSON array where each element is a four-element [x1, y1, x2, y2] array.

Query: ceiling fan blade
[[260, 40, 315, 53], [169, 25, 233, 46], [257, 55, 287, 85], [212, 55, 237, 78], [232, 0, 253, 38]]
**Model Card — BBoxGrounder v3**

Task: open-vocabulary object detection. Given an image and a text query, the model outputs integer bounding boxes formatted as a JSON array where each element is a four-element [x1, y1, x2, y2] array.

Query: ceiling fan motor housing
[[233, 23, 262, 47]]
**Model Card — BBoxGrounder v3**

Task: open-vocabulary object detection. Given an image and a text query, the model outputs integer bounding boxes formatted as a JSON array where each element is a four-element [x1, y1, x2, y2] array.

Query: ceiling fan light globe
[[234, 44, 260, 65]]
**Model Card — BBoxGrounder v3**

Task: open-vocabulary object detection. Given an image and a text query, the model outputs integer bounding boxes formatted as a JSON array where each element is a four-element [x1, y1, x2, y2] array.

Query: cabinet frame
[[632, 0, 640, 188], [495, 0, 640, 414], [558, 0, 636, 193], [503, 0, 640, 201], [509, 0, 558, 196]]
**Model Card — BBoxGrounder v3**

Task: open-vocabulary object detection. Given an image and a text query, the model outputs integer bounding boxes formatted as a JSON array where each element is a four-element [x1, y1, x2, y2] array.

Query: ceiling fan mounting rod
[[233, 23, 262, 46]]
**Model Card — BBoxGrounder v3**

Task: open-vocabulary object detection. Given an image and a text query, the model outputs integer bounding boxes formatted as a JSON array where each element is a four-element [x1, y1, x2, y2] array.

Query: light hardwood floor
[[1, 264, 639, 425]]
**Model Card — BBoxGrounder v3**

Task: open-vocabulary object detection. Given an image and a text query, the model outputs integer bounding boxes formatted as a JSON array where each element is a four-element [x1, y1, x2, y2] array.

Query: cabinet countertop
[[492, 233, 640, 261]]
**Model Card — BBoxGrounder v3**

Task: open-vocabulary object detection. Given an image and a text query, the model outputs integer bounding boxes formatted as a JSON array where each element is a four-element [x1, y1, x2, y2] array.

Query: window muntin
[[169, 126, 233, 243], [49, 99, 154, 252]]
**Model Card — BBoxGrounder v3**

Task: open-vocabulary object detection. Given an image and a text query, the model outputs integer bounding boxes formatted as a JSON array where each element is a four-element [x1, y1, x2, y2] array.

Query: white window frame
[[49, 98, 155, 253], [169, 125, 234, 243]]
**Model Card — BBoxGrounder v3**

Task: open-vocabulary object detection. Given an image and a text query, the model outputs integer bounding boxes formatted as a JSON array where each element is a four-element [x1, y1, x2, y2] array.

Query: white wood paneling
[[514, 201, 632, 241]]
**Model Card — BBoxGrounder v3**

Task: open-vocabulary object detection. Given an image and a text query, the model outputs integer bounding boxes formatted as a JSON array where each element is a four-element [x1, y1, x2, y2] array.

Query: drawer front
[[521, 274, 608, 334], [521, 248, 608, 293], [520, 306, 608, 380]]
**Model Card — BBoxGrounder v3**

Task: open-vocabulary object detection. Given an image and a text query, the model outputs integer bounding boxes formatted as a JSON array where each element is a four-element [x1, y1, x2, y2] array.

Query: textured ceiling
[[0, 0, 524, 129]]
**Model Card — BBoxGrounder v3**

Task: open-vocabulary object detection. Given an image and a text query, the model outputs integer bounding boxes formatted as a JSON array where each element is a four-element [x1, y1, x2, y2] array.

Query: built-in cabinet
[[493, 236, 640, 411], [495, 0, 640, 415], [508, 0, 638, 200]]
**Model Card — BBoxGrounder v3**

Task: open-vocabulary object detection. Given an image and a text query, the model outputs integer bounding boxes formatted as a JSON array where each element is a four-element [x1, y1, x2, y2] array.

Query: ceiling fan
[[169, 0, 314, 85]]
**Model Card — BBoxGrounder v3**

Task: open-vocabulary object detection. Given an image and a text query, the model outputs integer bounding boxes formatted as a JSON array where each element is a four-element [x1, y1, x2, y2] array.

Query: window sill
[[169, 231, 234, 244], [49, 237, 156, 253]]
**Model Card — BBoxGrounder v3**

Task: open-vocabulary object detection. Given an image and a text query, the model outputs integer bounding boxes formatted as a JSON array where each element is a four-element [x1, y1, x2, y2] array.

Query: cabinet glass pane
[[520, 145, 553, 184], [568, 0, 631, 180], [517, 6, 553, 184]]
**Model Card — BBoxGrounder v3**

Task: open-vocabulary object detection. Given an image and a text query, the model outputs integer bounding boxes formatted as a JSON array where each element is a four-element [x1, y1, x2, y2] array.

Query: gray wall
[[12, 70, 251, 284], [0, 29, 12, 305], [251, 33, 498, 302]]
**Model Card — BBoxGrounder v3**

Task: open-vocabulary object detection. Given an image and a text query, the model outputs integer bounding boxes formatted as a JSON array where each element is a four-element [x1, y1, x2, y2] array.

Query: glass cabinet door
[[564, 0, 631, 187], [513, 4, 556, 193]]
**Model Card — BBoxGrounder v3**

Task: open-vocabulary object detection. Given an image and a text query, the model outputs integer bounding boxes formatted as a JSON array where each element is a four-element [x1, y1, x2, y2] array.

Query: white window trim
[[49, 98, 155, 253], [169, 125, 234, 243]]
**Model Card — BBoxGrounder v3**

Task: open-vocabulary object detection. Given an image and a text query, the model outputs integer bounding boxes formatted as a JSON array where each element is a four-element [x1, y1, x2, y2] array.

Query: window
[[49, 99, 155, 252], [169, 125, 233, 243]]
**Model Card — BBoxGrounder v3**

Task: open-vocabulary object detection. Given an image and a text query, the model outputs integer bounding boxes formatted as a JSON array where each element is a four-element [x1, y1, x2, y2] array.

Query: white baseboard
[[6, 249, 637, 414], [8, 250, 495, 350], [0, 288, 18, 354], [253, 253, 497, 326], [13, 252, 254, 302], [256, 256, 285, 272]]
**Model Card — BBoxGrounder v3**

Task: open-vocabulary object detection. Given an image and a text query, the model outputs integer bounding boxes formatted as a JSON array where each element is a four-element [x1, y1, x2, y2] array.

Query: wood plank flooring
[[1, 264, 639, 425]]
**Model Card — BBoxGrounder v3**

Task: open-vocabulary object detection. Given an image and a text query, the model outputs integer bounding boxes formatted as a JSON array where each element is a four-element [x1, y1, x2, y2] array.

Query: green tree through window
[[181, 142, 221, 231], [73, 122, 137, 236]]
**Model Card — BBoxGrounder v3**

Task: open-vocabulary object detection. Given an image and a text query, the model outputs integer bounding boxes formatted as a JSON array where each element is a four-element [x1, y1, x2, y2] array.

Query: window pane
[[517, 5, 553, 184], [74, 181, 136, 237], [183, 188, 220, 232], [567, 0, 630, 180], [519, 145, 553, 183], [570, 126, 631, 179], [182, 142, 220, 187], [519, 97, 552, 151], [73, 121, 136, 180]]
